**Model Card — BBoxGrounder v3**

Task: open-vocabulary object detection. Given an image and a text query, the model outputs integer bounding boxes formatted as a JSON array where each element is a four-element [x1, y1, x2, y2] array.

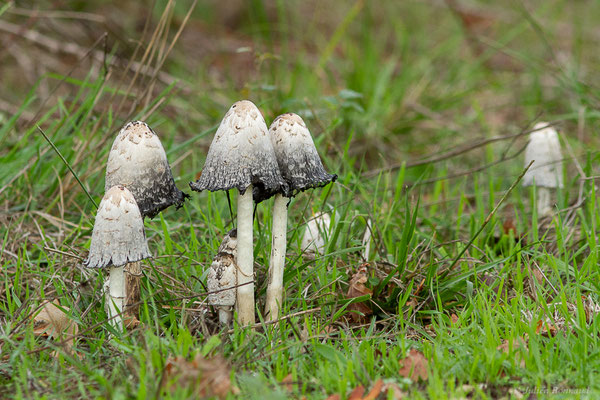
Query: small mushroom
[[105, 121, 189, 219], [301, 212, 332, 256], [207, 229, 238, 325], [523, 122, 563, 216], [190, 100, 286, 325], [84, 185, 151, 329], [265, 113, 336, 320]]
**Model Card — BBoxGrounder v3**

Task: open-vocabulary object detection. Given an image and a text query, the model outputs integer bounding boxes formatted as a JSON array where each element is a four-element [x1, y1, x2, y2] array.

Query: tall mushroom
[[84, 185, 151, 329], [105, 120, 189, 219], [265, 113, 336, 321], [523, 122, 563, 216], [207, 229, 237, 325], [190, 100, 286, 325]]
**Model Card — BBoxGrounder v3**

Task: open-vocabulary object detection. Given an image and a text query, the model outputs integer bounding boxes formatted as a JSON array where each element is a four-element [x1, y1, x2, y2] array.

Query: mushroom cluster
[[190, 101, 336, 325], [84, 121, 188, 329]]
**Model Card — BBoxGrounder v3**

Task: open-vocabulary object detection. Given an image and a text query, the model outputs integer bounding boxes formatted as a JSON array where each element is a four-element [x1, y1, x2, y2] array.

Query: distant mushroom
[[105, 121, 189, 219], [190, 100, 286, 325], [523, 122, 563, 216], [84, 185, 151, 329], [301, 212, 332, 256], [207, 229, 237, 325], [265, 113, 336, 321]]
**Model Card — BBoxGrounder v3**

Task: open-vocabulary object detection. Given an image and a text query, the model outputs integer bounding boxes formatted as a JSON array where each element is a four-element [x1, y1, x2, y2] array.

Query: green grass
[[1, 0, 600, 398]]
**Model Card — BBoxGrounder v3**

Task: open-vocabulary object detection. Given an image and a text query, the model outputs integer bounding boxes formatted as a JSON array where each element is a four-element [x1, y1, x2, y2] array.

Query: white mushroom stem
[[265, 193, 288, 321], [236, 185, 254, 325], [219, 309, 233, 325], [107, 266, 125, 330], [362, 218, 372, 261], [537, 186, 552, 216]]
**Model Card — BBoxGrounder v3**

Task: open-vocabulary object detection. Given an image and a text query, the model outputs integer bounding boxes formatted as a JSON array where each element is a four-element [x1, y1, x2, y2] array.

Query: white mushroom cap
[[84, 185, 151, 269], [189, 100, 287, 201], [207, 229, 238, 307], [522, 122, 563, 188], [105, 121, 189, 219], [267, 113, 336, 200]]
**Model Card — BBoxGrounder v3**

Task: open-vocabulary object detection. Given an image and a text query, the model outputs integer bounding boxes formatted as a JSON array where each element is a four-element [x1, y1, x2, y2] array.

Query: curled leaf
[[32, 300, 78, 356]]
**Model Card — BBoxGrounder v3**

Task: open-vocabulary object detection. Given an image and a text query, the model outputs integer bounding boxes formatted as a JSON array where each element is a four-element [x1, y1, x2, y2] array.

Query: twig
[[226, 307, 322, 334], [36, 126, 97, 208], [0, 20, 190, 93], [441, 160, 534, 276], [364, 123, 552, 178]]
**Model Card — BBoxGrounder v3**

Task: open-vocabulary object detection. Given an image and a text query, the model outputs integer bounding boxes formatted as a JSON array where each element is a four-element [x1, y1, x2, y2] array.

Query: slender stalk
[[236, 185, 254, 325], [107, 265, 125, 330], [537, 186, 552, 216], [265, 193, 288, 321]]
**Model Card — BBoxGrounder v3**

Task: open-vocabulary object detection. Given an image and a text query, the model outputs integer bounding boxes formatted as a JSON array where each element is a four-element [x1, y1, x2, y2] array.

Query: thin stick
[[226, 307, 321, 334], [36, 126, 97, 208], [443, 160, 534, 275]]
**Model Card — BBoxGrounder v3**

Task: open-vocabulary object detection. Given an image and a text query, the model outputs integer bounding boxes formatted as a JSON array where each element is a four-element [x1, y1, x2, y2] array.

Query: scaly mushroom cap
[[523, 122, 563, 188], [189, 100, 287, 201], [84, 185, 151, 269], [105, 121, 189, 219], [207, 229, 238, 307], [267, 113, 336, 199]]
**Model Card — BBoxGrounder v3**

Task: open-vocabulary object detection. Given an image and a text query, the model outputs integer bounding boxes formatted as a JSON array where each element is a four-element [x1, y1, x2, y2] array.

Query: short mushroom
[[207, 229, 237, 325], [301, 212, 332, 256], [84, 185, 151, 329], [265, 113, 336, 321], [105, 121, 189, 219], [190, 100, 286, 325], [523, 122, 563, 216]]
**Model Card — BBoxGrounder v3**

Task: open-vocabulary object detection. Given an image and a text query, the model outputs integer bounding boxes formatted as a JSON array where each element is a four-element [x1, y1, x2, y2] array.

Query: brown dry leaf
[[363, 379, 384, 400], [281, 374, 294, 393], [347, 385, 365, 400], [450, 314, 459, 325], [346, 266, 373, 322], [32, 300, 78, 355], [325, 395, 341, 400], [497, 337, 527, 368], [398, 349, 428, 381], [535, 319, 558, 337], [162, 354, 237, 399]]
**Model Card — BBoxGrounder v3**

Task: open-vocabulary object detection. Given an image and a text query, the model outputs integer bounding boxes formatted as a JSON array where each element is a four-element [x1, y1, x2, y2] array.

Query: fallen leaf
[[450, 314, 459, 325], [162, 354, 237, 399], [347, 385, 365, 400], [398, 349, 428, 381], [363, 379, 384, 400], [281, 374, 294, 393], [535, 319, 557, 337], [32, 300, 78, 356], [325, 395, 340, 400], [497, 337, 527, 368], [346, 266, 373, 322]]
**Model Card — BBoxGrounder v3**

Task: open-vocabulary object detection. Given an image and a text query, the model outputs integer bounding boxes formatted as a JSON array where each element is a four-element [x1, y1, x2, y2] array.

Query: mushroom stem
[[107, 266, 125, 329], [362, 218, 372, 261], [265, 193, 288, 321], [219, 309, 233, 325], [124, 261, 142, 324], [537, 187, 552, 216], [236, 185, 254, 325]]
